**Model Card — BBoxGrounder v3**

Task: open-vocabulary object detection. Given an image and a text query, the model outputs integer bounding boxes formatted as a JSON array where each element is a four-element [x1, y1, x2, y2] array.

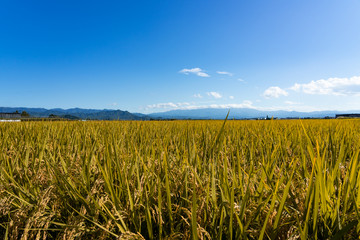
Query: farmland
[[0, 119, 360, 239]]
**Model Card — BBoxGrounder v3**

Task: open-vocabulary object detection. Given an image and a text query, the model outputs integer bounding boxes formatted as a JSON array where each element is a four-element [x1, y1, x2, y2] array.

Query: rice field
[[1, 119, 360, 239]]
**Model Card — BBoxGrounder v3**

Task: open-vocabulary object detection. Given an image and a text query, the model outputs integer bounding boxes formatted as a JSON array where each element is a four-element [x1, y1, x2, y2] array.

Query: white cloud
[[144, 100, 337, 112], [285, 101, 301, 105], [237, 78, 245, 82], [229, 96, 234, 99], [217, 71, 233, 76], [204, 101, 254, 109], [290, 76, 360, 96], [110, 102, 118, 106], [207, 92, 222, 99], [193, 93, 203, 98], [263, 86, 289, 98], [179, 68, 210, 77], [146, 100, 255, 111], [147, 102, 190, 109], [147, 102, 177, 109]]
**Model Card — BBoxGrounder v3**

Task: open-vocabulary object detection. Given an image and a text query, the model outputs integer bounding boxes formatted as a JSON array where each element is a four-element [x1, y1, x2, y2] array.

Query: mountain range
[[148, 108, 351, 119], [0, 107, 148, 120], [1, 107, 358, 120]]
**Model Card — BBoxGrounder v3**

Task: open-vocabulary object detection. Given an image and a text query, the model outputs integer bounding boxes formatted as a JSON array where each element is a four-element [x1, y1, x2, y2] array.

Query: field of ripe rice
[[1, 119, 360, 239]]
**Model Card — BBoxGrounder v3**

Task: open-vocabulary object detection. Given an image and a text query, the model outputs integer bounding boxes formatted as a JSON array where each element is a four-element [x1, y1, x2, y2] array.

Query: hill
[[0, 107, 149, 120]]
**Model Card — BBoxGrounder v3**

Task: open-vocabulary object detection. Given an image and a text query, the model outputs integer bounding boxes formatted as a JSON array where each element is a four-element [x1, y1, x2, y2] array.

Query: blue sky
[[1, 0, 360, 113]]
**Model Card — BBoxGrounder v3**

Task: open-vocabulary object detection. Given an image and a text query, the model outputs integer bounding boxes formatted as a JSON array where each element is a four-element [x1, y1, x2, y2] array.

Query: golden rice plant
[[0, 118, 359, 239]]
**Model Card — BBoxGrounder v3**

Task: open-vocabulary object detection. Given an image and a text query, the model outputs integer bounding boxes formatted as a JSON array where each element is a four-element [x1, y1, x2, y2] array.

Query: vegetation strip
[[0, 119, 359, 239]]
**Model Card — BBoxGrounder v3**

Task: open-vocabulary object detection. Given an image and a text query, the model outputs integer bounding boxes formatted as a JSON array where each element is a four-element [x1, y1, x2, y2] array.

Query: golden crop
[[0, 119, 359, 239]]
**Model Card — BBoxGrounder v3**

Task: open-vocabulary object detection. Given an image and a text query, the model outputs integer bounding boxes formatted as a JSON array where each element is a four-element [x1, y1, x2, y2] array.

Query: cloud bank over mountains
[[290, 76, 360, 96], [264, 76, 360, 98]]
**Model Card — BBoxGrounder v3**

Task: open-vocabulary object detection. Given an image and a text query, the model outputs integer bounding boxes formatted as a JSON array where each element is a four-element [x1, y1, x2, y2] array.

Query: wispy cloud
[[203, 101, 254, 109], [229, 96, 234, 99], [216, 71, 233, 76], [179, 68, 210, 77], [146, 100, 255, 111], [207, 92, 222, 99], [147, 102, 190, 109], [290, 76, 360, 96], [285, 101, 301, 105], [263, 86, 289, 98], [237, 78, 245, 82], [144, 100, 329, 113], [193, 93, 203, 98]]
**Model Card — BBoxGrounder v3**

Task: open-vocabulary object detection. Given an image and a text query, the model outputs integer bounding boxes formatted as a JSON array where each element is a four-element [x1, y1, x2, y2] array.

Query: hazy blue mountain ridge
[[1, 107, 358, 120], [149, 108, 356, 119], [0, 107, 148, 120]]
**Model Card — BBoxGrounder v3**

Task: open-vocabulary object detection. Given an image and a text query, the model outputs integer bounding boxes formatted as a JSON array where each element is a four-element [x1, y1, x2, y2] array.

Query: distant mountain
[[76, 110, 149, 120], [0, 107, 150, 120], [2, 106, 359, 121], [132, 112, 151, 118], [148, 108, 358, 119]]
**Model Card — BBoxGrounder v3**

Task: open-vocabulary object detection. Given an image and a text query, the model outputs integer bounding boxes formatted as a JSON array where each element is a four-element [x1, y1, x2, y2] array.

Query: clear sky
[[1, 0, 360, 113]]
